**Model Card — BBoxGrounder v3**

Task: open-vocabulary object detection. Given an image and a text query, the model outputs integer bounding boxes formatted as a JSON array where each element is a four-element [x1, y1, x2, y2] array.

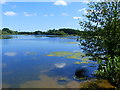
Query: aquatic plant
[[67, 56, 80, 60], [46, 51, 88, 61], [67, 42, 78, 44], [46, 54, 54, 56], [74, 62, 89, 64], [52, 51, 73, 57]]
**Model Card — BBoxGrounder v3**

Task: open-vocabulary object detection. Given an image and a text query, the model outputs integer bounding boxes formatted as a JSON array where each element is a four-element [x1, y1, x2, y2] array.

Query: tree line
[[0, 28, 84, 36]]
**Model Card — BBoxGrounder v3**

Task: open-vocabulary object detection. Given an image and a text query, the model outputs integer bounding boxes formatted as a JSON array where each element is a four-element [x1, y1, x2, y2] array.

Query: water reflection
[[54, 63, 66, 68], [1, 35, 14, 39], [2, 35, 99, 88], [4, 52, 17, 56], [74, 68, 87, 79]]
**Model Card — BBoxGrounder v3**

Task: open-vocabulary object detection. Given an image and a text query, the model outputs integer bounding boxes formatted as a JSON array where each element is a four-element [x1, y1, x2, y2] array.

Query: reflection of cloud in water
[[4, 52, 16, 56], [25, 51, 37, 55], [54, 63, 66, 68]]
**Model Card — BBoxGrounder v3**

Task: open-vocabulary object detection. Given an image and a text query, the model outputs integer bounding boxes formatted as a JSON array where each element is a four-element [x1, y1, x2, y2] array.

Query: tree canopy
[[79, 1, 120, 87]]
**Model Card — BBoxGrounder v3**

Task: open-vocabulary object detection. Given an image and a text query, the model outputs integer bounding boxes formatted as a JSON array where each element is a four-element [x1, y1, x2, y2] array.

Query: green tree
[[79, 1, 120, 87], [79, 1, 120, 60], [34, 31, 42, 35]]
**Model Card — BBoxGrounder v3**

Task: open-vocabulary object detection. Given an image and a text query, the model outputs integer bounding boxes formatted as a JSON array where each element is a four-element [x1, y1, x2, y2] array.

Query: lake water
[[2, 35, 98, 88]]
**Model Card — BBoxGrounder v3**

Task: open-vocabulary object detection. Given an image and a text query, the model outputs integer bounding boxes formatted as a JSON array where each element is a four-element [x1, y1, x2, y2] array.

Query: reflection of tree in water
[[74, 68, 87, 79], [2, 35, 14, 39]]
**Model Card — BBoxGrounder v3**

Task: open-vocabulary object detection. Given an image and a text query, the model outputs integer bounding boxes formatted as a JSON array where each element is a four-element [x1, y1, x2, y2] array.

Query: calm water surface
[[2, 35, 98, 88]]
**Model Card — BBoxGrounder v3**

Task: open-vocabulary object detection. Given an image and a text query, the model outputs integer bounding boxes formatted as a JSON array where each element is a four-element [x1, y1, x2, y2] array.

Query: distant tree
[[34, 31, 42, 35], [0, 30, 2, 35], [2, 28, 14, 34], [59, 28, 80, 35]]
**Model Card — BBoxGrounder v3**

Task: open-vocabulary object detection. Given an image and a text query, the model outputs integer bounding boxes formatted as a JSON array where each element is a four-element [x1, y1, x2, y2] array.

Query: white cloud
[[44, 14, 48, 16], [44, 14, 54, 17], [54, 0, 67, 6], [4, 52, 17, 56], [50, 14, 54, 16], [3, 11, 17, 16], [73, 16, 82, 19], [54, 63, 66, 68], [82, 0, 90, 3], [78, 8, 86, 12], [24, 12, 37, 16], [0, 0, 7, 4], [61, 13, 68, 16]]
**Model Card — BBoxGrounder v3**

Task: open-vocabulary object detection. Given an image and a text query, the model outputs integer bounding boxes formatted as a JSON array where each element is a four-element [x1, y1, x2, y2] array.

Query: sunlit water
[[2, 35, 98, 88]]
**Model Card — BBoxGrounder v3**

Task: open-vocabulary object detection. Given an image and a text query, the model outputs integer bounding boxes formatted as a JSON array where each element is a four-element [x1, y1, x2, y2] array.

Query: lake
[[2, 35, 98, 88]]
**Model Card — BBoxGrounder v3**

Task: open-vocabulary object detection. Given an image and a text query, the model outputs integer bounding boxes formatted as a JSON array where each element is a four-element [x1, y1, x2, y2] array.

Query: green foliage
[[46, 29, 67, 35], [1, 28, 83, 36], [59, 28, 81, 35], [95, 56, 120, 87], [1, 28, 18, 35], [79, 1, 120, 60], [34, 31, 42, 35], [79, 1, 120, 87], [18, 32, 34, 35]]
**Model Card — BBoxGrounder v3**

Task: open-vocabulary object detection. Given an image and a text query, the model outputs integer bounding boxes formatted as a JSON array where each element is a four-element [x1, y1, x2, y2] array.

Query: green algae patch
[[46, 54, 54, 56], [74, 61, 90, 64], [52, 51, 73, 57], [67, 56, 81, 60], [67, 42, 78, 44], [46, 51, 88, 61]]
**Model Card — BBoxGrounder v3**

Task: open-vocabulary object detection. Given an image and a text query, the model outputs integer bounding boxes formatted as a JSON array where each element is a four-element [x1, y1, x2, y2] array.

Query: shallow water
[[2, 35, 98, 88]]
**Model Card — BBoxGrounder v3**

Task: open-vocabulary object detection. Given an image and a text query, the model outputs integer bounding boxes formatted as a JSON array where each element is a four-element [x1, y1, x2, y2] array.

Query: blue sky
[[1, 1, 89, 32]]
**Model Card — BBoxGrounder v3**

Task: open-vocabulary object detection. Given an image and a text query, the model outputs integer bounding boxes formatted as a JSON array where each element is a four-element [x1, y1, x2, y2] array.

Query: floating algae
[[74, 62, 90, 64], [67, 56, 81, 60], [67, 42, 78, 44], [46, 51, 73, 57], [52, 51, 73, 57], [46, 51, 98, 65], [46, 54, 54, 56], [46, 51, 88, 61]]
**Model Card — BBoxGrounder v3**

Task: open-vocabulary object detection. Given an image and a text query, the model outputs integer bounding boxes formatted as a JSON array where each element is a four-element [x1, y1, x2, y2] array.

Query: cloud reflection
[[54, 63, 66, 68], [4, 52, 16, 56]]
